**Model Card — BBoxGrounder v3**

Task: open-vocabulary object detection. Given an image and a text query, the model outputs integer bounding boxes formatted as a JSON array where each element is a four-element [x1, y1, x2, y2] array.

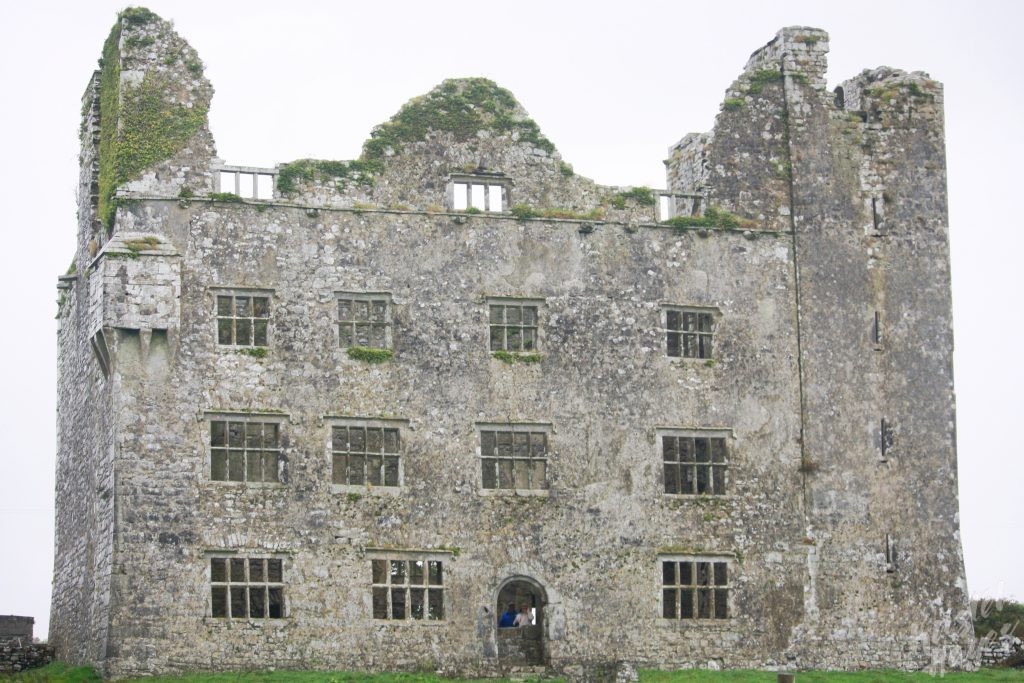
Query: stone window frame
[[366, 549, 451, 624], [657, 427, 732, 497], [487, 296, 544, 354], [211, 286, 274, 349], [207, 552, 288, 621], [661, 304, 720, 360], [476, 421, 553, 496], [204, 411, 287, 487], [336, 291, 394, 350], [447, 173, 511, 213], [325, 416, 408, 495], [658, 554, 734, 622]]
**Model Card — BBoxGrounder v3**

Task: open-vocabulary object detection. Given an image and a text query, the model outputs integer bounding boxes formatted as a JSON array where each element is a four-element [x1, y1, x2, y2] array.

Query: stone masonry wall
[[101, 198, 805, 676], [53, 12, 972, 677]]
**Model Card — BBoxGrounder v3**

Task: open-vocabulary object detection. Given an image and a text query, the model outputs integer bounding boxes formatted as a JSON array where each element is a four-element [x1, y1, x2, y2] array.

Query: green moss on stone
[[662, 206, 755, 230], [492, 351, 542, 364], [361, 78, 555, 164], [723, 98, 744, 110], [346, 346, 394, 364], [276, 158, 382, 194], [208, 192, 244, 203], [611, 187, 656, 208], [97, 10, 208, 230], [746, 69, 784, 95], [123, 236, 161, 254]]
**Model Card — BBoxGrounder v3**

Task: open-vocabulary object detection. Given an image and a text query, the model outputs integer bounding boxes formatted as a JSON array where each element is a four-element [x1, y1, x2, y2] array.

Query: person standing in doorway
[[498, 602, 517, 627]]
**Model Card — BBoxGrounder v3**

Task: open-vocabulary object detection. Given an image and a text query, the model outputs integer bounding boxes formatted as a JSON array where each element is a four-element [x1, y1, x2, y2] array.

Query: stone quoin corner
[[53, 6, 972, 678]]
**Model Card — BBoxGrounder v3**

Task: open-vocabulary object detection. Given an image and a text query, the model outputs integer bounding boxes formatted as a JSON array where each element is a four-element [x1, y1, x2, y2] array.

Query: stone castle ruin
[[53, 7, 975, 677]]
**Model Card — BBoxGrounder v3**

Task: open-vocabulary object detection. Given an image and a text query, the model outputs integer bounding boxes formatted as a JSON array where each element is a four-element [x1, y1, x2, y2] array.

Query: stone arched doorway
[[495, 576, 547, 666]]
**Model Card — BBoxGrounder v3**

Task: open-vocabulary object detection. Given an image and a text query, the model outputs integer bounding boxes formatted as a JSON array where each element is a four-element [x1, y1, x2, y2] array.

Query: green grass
[[640, 671, 1022, 682], [1, 661, 102, 682], [6, 664, 1018, 683]]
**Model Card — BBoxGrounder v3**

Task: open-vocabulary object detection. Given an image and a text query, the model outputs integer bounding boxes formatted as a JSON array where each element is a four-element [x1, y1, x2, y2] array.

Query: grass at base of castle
[[6, 663, 1022, 682]]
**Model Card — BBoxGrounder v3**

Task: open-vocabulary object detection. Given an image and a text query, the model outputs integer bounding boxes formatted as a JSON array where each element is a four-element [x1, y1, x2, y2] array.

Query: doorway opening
[[495, 576, 547, 666]]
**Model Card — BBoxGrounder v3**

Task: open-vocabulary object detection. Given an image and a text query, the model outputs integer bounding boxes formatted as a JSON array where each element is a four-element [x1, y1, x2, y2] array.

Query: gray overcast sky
[[1, 1, 1020, 638]]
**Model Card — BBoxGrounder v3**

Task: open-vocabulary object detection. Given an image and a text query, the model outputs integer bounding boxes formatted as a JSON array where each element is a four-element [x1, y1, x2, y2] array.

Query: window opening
[[217, 294, 269, 347], [218, 169, 275, 200], [880, 418, 895, 461], [489, 302, 539, 352], [332, 424, 401, 487], [659, 195, 673, 221], [885, 534, 897, 573], [665, 308, 715, 359], [480, 427, 549, 490], [337, 293, 391, 349], [662, 434, 728, 495], [371, 557, 444, 620], [210, 557, 284, 618], [450, 177, 508, 212], [661, 558, 729, 620], [210, 419, 281, 483]]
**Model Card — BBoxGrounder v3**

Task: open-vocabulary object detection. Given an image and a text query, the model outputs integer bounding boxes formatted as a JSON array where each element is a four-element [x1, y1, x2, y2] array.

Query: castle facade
[[53, 9, 974, 678]]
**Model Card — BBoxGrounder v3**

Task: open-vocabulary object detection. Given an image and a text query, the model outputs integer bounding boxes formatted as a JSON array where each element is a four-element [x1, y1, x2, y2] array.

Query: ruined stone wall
[[684, 27, 971, 669], [53, 12, 971, 677]]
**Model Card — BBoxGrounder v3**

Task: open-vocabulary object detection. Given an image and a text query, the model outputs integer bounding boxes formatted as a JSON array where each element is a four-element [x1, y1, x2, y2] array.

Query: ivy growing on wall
[[97, 8, 207, 230]]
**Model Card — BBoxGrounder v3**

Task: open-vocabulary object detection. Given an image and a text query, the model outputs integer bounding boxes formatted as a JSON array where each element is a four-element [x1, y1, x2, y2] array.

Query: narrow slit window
[[453, 183, 468, 210], [238, 173, 255, 199], [256, 174, 274, 199]]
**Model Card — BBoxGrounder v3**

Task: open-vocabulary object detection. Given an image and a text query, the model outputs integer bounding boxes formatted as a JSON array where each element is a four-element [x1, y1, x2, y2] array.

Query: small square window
[[660, 557, 730, 620], [337, 293, 392, 350], [330, 419, 403, 488], [210, 556, 285, 619], [479, 425, 549, 491], [216, 293, 270, 347], [370, 554, 447, 621], [488, 299, 541, 353], [664, 306, 716, 359], [209, 417, 283, 483], [660, 431, 729, 495]]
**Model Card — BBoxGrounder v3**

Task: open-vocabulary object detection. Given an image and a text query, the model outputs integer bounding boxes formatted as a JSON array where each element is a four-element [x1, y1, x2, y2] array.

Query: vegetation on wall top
[[277, 159, 382, 194], [97, 8, 208, 230], [361, 78, 556, 163], [662, 206, 756, 230], [276, 78, 560, 195]]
